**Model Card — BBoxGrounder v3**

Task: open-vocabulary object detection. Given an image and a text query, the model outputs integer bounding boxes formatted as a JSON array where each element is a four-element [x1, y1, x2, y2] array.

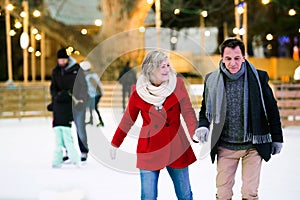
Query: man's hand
[[271, 142, 283, 155]]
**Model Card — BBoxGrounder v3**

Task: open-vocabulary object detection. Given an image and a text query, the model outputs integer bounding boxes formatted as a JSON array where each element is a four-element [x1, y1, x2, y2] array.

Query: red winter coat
[[111, 77, 197, 170]]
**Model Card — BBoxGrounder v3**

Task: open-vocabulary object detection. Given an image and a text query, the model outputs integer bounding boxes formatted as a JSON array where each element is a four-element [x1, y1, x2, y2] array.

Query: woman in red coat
[[110, 50, 198, 200]]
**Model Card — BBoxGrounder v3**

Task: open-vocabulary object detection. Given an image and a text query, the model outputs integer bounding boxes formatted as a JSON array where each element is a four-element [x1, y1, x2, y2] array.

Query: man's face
[[222, 46, 245, 74], [57, 58, 68, 67]]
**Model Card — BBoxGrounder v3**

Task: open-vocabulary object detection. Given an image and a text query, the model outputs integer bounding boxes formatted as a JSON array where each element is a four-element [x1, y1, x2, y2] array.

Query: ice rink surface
[[0, 108, 299, 200]]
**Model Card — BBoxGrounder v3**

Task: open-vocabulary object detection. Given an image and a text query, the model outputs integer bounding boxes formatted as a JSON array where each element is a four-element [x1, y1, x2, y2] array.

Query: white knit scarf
[[136, 72, 177, 107]]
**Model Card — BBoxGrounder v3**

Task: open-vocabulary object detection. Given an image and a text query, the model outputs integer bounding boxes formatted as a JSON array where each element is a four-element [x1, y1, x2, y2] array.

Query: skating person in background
[[195, 38, 283, 199], [48, 48, 82, 168], [118, 61, 137, 112], [110, 50, 198, 200], [50, 48, 89, 164], [80, 61, 104, 127]]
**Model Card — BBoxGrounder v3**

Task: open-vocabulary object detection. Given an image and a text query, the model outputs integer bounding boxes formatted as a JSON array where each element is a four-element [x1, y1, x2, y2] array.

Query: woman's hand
[[110, 145, 117, 160], [194, 127, 210, 143]]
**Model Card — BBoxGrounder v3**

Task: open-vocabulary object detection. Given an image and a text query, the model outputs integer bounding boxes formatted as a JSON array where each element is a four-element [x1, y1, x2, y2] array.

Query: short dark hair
[[219, 37, 245, 57]]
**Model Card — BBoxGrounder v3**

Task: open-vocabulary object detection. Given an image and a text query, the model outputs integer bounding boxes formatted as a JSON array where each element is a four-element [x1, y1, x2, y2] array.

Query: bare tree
[[97, 0, 152, 41]]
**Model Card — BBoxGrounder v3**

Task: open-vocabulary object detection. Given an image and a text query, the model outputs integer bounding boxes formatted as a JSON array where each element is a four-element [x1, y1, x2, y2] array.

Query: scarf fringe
[[252, 134, 272, 144], [244, 132, 252, 142], [205, 112, 212, 123], [205, 112, 221, 124]]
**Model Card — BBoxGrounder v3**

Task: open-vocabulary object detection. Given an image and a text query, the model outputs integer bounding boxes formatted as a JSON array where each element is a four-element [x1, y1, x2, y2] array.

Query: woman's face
[[150, 59, 170, 86]]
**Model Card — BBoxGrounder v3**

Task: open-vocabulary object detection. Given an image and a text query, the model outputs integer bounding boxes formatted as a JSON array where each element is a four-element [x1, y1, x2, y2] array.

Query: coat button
[[154, 125, 158, 129], [165, 123, 169, 127]]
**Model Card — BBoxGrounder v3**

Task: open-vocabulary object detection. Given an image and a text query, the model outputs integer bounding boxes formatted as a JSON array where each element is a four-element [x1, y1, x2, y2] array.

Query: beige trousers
[[216, 146, 262, 200]]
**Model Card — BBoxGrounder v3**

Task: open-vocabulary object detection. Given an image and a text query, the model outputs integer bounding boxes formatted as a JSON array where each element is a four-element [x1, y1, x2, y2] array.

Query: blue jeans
[[87, 95, 103, 124], [140, 166, 193, 200], [73, 107, 88, 153]]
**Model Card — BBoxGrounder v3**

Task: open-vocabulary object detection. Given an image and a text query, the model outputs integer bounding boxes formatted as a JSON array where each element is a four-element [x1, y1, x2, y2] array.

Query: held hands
[[110, 145, 117, 160], [194, 127, 210, 143], [271, 142, 283, 155]]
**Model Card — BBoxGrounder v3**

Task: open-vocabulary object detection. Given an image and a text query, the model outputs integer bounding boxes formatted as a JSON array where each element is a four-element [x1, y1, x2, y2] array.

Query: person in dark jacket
[[49, 48, 88, 164], [118, 61, 137, 112], [195, 38, 283, 199]]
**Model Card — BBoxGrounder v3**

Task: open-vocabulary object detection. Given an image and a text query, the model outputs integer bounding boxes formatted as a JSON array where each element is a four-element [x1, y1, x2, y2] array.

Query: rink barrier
[[98, 82, 202, 109], [0, 82, 120, 119], [273, 83, 300, 126], [0, 82, 124, 119], [0, 84, 51, 119], [0, 81, 201, 119], [98, 82, 122, 108]]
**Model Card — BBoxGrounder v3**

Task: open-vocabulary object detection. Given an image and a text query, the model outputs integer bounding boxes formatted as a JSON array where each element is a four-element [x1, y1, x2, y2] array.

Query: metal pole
[[30, 27, 36, 82], [5, 0, 13, 83], [234, 0, 240, 39], [41, 31, 46, 82], [200, 13, 205, 55], [155, 0, 161, 48], [243, 2, 248, 56], [223, 21, 228, 40], [22, 0, 29, 83]]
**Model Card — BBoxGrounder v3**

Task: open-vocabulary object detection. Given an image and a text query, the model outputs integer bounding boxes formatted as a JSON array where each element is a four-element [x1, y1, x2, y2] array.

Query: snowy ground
[[0, 107, 299, 200]]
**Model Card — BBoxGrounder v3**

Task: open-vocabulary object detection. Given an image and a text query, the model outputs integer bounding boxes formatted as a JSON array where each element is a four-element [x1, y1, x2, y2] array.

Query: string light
[[94, 19, 102, 26], [81, 29, 87, 35], [32, 10, 41, 18]]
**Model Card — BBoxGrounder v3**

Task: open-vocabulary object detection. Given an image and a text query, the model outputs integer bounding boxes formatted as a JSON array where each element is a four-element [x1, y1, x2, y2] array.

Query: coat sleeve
[[95, 74, 105, 96], [111, 91, 140, 147], [198, 75, 211, 128], [259, 71, 283, 143], [50, 69, 58, 102], [73, 66, 88, 102], [177, 78, 198, 140]]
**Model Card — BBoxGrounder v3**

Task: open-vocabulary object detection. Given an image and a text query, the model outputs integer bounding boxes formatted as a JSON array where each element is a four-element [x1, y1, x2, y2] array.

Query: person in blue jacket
[[80, 61, 104, 127]]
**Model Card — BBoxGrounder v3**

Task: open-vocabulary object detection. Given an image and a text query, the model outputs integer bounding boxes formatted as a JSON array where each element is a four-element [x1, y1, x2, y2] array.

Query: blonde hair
[[141, 50, 175, 80]]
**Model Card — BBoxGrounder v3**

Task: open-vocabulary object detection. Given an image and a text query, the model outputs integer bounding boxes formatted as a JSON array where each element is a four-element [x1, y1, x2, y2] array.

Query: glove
[[271, 142, 283, 155], [47, 102, 53, 112], [194, 127, 209, 143], [110, 145, 117, 160]]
